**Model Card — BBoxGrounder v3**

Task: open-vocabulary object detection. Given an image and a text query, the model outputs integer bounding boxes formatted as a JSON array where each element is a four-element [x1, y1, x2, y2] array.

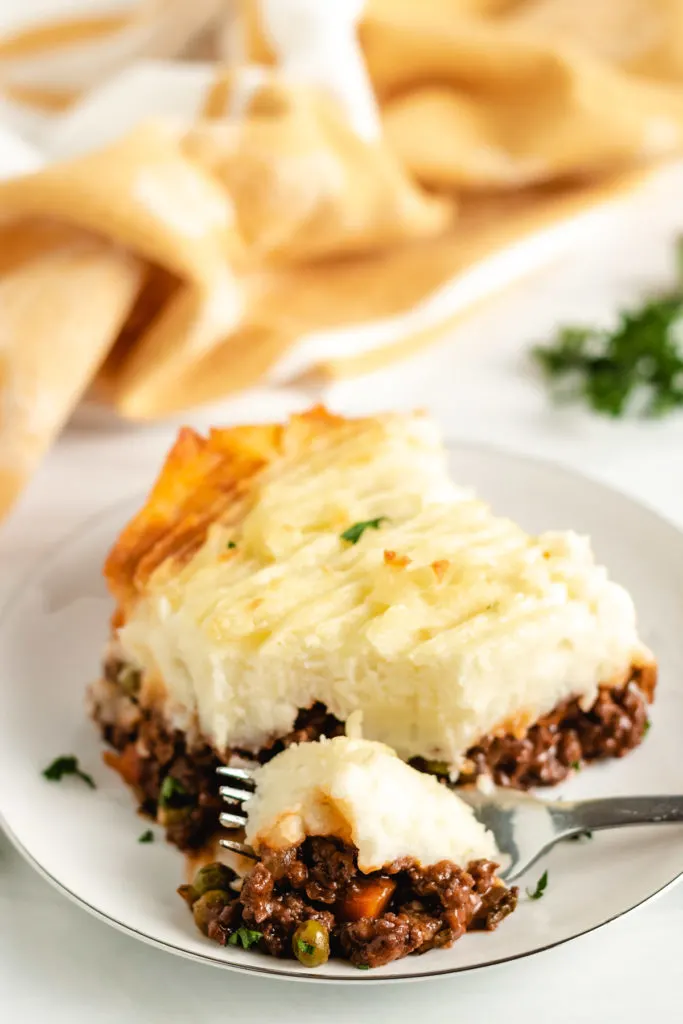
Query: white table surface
[[2, 163, 683, 1022]]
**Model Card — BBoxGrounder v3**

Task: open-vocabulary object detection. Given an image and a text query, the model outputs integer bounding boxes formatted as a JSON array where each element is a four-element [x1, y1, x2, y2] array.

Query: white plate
[[1, 444, 683, 983]]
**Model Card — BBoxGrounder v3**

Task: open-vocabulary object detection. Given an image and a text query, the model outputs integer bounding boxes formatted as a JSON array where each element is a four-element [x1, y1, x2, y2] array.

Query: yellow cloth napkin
[[186, 71, 452, 264], [1, 0, 683, 521], [0, 226, 142, 520], [245, 0, 683, 188], [368, 0, 683, 189], [0, 119, 241, 512]]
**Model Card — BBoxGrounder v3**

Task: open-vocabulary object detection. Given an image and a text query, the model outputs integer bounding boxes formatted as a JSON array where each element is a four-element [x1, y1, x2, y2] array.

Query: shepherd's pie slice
[[91, 407, 656, 848]]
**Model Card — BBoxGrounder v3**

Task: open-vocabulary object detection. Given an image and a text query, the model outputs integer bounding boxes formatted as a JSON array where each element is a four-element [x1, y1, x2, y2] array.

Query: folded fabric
[[0, 68, 455, 510], [1, 0, 683, 522], [0, 226, 143, 519], [0, 120, 243, 514], [8, 1, 683, 186], [243, 0, 683, 189], [185, 70, 452, 264]]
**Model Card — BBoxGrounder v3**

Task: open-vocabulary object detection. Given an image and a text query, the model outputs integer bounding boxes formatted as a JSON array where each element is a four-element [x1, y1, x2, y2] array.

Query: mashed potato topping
[[245, 735, 497, 872], [117, 410, 650, 767]]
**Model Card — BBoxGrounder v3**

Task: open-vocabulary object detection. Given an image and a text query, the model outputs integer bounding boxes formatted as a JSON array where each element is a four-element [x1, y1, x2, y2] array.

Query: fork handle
[[558, 795, 683, 834]]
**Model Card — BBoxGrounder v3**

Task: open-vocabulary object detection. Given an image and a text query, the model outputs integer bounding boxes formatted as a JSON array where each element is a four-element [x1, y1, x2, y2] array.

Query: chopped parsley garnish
[[356, 964, 370, 970], [571, 761, 582, 771], [568, 830, 593, 842], [296, 940, 316, 957], [158, 776, 189, 808], [226, 541, 237, 550], [533, 241, 683, 417], [644, 719, 652, 735], [341, 518, 387, 545], [138, 830, 154, 843], [228, 927, 263, 949], [526, 870, 548, 901], [42, 755, 95, 789]]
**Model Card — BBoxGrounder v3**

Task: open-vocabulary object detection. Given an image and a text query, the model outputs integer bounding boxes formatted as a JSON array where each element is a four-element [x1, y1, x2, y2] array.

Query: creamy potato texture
[[245, 735, 497, 872], [117, 411, 650, 767]]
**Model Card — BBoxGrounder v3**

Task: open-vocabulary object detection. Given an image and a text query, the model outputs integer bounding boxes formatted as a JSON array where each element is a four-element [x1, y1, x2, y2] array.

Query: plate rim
[[2, 440, 683, 984]]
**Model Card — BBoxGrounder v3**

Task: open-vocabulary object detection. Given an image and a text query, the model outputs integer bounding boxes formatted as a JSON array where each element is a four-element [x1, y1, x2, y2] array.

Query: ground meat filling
[[188, 837, 518, 968], [457, 664, 656, 788], [92, 657, 655, 849]]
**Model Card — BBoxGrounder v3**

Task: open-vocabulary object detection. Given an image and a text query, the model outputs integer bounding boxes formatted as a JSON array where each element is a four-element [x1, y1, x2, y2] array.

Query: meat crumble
[[180, 838, 518, 969], [451, 664, 655, 788]]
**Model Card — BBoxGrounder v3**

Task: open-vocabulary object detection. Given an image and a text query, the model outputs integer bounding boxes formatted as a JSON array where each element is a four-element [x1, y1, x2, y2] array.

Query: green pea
[[192, 890, 233, 935], [292, 920, 330, 968], [193, 862, 237, 899]]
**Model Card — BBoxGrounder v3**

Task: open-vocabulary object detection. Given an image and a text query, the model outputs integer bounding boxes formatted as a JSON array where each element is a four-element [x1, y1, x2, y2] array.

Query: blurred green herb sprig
[[533, 242, 683, 417]]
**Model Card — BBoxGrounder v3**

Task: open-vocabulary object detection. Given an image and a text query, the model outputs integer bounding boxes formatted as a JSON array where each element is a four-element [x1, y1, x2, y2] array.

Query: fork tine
[[219, 810, 248, 829], [219, 838, 258, 860], [217, 765, 255, 785], [219, 785, 253, 803]]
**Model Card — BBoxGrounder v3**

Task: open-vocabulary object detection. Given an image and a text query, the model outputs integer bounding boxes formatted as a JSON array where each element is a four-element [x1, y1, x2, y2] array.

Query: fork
[[216, 765, 257, 860], [215, 764, 683, 881]]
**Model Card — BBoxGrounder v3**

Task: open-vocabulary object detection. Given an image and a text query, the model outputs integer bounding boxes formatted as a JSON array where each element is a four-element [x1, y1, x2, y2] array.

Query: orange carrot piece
[[338, 877, 396, 922], [103, 743, 141, 787]]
